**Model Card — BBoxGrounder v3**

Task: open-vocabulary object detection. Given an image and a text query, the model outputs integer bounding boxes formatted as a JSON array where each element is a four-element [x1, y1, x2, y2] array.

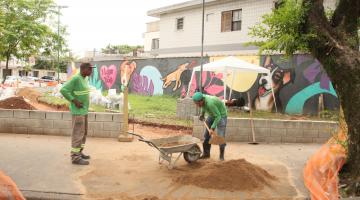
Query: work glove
[[199, 115, 205, 121]]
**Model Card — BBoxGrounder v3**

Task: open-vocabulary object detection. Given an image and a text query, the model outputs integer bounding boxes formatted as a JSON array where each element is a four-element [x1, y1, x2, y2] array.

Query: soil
[[159, 141, 192, 147], [173, 159, 277, 192], [128, 123, 192, 139], [0, 97, 35, 110]]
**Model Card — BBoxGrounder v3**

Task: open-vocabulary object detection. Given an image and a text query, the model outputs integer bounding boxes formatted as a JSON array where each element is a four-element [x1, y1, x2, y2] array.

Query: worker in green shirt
[[60, 62, 95, 165], [192, 92, 227, 161]]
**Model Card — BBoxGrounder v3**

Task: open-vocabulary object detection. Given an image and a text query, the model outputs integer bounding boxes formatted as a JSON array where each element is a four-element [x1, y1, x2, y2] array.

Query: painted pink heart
[[100, 65, 117, 89]]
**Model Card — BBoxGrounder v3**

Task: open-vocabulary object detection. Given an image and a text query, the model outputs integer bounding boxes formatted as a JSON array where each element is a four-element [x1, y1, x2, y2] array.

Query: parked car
[[40, 76, 56, 82]]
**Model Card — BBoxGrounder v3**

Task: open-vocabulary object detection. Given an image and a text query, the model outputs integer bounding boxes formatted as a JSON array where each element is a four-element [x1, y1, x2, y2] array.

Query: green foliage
[[0, 0, 66, 78], [248, 0, 315, 55], [32, 59, 67, 72], [101, 44, 143, 54]]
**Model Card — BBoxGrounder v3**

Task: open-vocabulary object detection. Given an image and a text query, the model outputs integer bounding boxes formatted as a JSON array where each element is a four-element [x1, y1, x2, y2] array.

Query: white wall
[[158, 0, 273, 49], [144, 31, 160, 52]]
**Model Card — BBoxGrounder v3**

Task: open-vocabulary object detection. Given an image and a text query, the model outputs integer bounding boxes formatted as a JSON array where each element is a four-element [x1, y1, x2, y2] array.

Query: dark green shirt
[[201, 95, 227, 129], [60, 74, 90, 115]]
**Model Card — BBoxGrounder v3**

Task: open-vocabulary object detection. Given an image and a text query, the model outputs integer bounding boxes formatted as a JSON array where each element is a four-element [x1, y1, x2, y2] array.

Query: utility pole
[[57, 5, 68, 83], [199, 0, 205, 93]]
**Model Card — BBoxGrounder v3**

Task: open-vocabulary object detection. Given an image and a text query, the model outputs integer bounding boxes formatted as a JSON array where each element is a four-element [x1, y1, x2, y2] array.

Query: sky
[[55, 0, 188, 56]]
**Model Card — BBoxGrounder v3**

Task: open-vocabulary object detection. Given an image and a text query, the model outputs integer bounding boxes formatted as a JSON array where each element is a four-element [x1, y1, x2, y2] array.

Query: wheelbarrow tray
[[149, 135, 201, 154]]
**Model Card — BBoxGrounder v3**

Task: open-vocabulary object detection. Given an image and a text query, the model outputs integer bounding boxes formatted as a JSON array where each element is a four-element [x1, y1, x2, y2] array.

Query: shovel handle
[[203, 121, 216, 136]]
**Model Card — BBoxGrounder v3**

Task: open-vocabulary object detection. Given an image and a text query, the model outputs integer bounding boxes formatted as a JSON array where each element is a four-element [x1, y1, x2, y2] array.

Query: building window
[[151, 38, 159, 50], [176, 17, 184, 30], [221, 9, 242, 32]]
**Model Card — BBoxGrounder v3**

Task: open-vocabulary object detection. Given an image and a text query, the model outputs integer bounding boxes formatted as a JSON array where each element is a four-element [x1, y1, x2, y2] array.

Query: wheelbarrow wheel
[[184, 144, 201, 163]]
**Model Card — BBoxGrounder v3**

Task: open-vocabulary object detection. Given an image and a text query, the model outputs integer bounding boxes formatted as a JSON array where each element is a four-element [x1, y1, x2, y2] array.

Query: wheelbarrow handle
[[128, 132, 144, 139]]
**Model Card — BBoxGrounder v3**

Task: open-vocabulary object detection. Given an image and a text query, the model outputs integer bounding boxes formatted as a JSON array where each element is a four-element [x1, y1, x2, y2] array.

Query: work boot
[[72, 159, 89, 165], [200, 142, 211, 159], [80, 152, 91, 160], [219, 146, 225, 161]]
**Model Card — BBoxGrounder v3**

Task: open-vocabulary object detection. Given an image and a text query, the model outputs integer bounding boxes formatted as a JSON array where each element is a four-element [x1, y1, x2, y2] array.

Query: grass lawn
[[37, 93, 339, 127]]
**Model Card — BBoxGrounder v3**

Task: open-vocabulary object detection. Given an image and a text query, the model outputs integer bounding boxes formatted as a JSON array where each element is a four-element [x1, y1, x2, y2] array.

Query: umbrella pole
[[247, 91, 258, 145]]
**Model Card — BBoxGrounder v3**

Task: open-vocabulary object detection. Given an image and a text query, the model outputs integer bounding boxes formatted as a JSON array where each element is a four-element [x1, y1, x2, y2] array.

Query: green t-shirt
[[201, 95, 227, 129], [60, 74, 90, 115]]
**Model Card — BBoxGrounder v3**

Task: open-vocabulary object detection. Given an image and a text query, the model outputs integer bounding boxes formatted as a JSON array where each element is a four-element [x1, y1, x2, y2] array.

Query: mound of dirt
[[0, 97, 35, 110], [173, 159, 276, 192]]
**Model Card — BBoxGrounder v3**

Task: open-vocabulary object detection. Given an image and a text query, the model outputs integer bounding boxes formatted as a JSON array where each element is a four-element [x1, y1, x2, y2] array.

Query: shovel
[[203, 121, 226, 145]]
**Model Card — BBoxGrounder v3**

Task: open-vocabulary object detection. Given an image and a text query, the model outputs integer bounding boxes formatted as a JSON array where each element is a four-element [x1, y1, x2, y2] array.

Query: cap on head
[[192, 92, 204, 102]]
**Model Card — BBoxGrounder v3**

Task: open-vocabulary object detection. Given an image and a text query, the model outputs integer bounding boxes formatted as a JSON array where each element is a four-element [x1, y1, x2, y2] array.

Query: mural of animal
[[120, 61, 136, 86], [254, 56, 294, 112], [161, 62, 189, 91]]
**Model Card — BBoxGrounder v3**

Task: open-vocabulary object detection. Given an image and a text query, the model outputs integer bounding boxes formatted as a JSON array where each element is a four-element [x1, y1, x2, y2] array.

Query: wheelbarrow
[[129, 133, 202, 169]]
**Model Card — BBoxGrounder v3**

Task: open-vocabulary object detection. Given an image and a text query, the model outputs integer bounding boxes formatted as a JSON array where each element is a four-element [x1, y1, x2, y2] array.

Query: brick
[[270, 120, 286, 128], [253, 119, 269, 128], [95, 130, 111, 138], [303, 130, 318, 138], [95, 113, 113, 122], [225, 127, 240, 136], [44, 129, 60, 136], [226, 118, 238, 127], [286, 129, 303, 137], [299, 121, 313, 129], [318, 129, 333, 138], [59, 129, 72, 136], [45, 112, 62, 120], [12, 127, 27, 134], [238, 128, 252, 136], [88, 122, 103, 131], [283, 121, 300, 129], [270, 128, 286, 137], [54, 121, 72, 129], [265, 136, 281, 143], [103, 122, 121, 131], [88, 113, 96, 122], [110, 131, 120, 138], [62, 112, 72, 121], [28, 128, 44, 135], [0, 109, 13, 118], [254, 128, 270, 137], [14, 110, 30, 118], [296, 137, 313, 143], [312, 122, 330, 130], [313, 137, 330, 144], [0, 124, 12, 133], [41, 120, 54, 128], [29, 111, 45, 119], [112, 113, 123, 122], [87, 130, 94, 137], [237, 119, 251, 128], [8, 118, 23, 127], [251, 136, 266, 142], [282, 136, 297, 143], [24, 119, 43, 128]]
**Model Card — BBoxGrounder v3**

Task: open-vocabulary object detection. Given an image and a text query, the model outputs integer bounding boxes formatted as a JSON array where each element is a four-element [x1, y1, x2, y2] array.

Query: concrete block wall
[[193, 117, 339, 143], [0, 109, 124, 138], [176, 97, 199, 120]]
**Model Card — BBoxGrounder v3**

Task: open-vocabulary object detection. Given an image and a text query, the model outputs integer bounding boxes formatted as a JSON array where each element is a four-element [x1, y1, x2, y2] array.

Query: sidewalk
[[0, 133, 321, 200]]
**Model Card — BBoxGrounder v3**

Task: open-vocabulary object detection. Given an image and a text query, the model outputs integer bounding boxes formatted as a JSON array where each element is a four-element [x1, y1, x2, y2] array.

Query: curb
[[22, 190, 82, 200]]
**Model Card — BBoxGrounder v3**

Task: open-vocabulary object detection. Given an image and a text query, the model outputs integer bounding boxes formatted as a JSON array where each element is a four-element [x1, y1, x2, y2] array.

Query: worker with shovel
[[60, 62, 95, 165], [192, 92, 227, 161]]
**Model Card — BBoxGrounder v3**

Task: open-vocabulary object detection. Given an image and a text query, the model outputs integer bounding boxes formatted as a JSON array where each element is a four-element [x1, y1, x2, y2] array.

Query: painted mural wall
[[75, 57, 208, 96], [68, 54, 339, 115]]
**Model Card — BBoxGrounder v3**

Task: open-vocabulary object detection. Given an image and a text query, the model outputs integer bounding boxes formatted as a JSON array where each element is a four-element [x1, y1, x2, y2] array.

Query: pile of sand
[[0, 97, 35, 110], [173, 159, 276, 192], [17, 87, 41, 102]]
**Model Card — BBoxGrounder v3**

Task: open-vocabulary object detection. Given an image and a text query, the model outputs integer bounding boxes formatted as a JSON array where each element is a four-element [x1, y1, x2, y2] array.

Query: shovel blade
[[209, 135, 226, 145]]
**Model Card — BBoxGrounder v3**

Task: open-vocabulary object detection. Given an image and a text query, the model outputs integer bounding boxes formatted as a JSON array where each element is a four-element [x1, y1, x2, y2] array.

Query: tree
[[249, 0, 360, 195], [101, 44, 143, 54], [0, 0, 56, 80]]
